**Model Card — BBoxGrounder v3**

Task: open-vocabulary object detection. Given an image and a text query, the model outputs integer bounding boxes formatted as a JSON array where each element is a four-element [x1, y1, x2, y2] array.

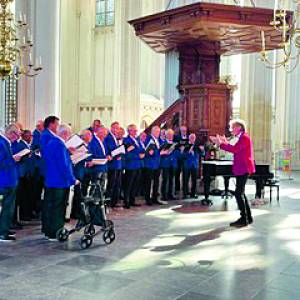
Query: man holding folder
[[123, 124, 144, 209], [87, 126, 110, 197], [0, 124, 22, 241], [43, 124, 78, 240], [105, 122, 124, 208]]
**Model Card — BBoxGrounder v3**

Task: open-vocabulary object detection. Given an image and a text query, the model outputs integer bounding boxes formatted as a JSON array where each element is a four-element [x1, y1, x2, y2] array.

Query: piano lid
[[202, 160, 233, 165]]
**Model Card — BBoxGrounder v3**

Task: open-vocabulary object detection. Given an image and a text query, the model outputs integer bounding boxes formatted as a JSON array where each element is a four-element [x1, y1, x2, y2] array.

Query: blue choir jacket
[[40, 129, 54, 156], [138, 139, 146, 168], [105, 133, 122, 170], [44, 136, 76, 188], [160, 141, 178, 169], [39, 129, 55, 176], [123, 136, 142, 170], [183, 144, 204, 170], [144, 135, 161, 170], [73, 143, 91, 181], [31, 129, 41, 151], [0, 135, 18, 188], [11, 140, 34, 178], [88, 136, 108, 174], [30, 130, 44, 176]]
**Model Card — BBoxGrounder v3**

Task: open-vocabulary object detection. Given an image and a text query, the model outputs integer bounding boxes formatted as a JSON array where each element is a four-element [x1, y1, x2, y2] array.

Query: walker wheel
[[80, 234, 93, 249], [56, 228, 69, 242], [103, 229, 115, 245], [84, 225, 96, 236]]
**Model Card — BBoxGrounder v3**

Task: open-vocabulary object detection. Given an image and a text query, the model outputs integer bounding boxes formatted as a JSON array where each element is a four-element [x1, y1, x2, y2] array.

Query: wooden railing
[[145, 98, 183, 133]]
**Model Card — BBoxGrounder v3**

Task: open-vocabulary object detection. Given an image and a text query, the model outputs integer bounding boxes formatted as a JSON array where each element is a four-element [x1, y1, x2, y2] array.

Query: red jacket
[[220, 132, 255, 176]]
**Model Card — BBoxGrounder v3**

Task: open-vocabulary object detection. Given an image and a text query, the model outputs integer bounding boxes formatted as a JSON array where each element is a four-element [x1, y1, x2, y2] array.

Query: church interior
[[0, 0, 300, 299]]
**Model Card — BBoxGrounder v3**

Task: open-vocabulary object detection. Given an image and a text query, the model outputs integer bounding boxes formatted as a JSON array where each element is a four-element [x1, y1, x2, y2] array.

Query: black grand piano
[[201, 160, 274, 205]]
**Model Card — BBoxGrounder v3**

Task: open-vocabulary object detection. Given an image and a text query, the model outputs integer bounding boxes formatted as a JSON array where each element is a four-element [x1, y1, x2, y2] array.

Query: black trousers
[[235, 175, 252, 221], [136, 168, 147, 197], [124, 169, 139, 206], [15, 176, 34, 221], [183, 167, 197, 197], [43, 188, 69, 238], [32, 169, 44, 215], [175, 159, 184, 192], [71, 174, 91, 219], [144, 168, 160, 204], [161, 167, 175, 200], [107, 169, 122, 207], [106, 169, 114, 198], [0, 187, 16, 236]]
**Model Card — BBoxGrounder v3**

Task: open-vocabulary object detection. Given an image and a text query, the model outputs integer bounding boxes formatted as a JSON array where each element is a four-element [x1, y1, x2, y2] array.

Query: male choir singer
[[43, 124, 78, 240], [0, 124, 22, 241], [213, 119, 255, 227]]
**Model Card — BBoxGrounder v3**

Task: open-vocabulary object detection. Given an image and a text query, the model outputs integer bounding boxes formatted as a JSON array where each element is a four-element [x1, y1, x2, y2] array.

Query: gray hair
[[57, 124, 72, 136], [230, 119, 246, 132], [151, 126, 160, 134], [166, 129, 174, 135], [5, 124, 20, 135]]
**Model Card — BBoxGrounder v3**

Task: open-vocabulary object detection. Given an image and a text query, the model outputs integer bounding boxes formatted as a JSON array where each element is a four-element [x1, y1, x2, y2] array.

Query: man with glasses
[[0, 124, 22, 241]]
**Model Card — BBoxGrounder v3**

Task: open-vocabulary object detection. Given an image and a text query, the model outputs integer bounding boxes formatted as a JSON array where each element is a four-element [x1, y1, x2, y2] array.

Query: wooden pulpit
[[129, 2, 292, 136]]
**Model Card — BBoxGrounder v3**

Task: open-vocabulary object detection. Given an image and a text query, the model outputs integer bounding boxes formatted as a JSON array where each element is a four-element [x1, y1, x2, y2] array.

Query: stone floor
[[1, 172, 300, 300]]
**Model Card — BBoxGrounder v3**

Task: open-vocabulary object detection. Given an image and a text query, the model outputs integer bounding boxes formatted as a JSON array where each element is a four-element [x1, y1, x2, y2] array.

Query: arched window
[[96, 0, 115, 27]]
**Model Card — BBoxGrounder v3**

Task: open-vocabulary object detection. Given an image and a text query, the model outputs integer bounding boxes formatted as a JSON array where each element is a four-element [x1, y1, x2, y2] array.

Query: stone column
[[273, 1, 300, 170], [34, 0, 61, 121], [15, 0, 61, 129], [112, 0, 142, 126], [240, 52, 274, 164], [239, 0, 274, 164]]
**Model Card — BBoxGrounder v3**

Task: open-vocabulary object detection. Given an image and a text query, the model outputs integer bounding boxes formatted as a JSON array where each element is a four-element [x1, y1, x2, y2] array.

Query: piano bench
[[263, 179, 280, 203]]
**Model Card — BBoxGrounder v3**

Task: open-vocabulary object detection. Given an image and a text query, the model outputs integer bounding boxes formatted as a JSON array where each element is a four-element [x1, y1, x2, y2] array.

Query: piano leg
[[221, 177, 235, 199], [255, 178, 265, 199]]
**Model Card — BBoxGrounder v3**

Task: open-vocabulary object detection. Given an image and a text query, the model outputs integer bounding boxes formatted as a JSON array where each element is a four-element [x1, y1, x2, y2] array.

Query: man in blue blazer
[[40, 116, 60, 156], [71, 130, 93, 219], [31, 120, 44, 218], [11, 130, 34, 223], [87, 126, 110, 199], [144, 126, 162, 205], [174, 125, 189, 193], [0, 124, 22, 241], [123, 124, 144, 209], [160, 129, 178, 202], [105, 121, 123, 207], [40, 116, 60, 234], [182, 134, 205, 199], [43, 124, 78, 240], [31, 120, 44, 151], [136, 131, 147, 197]]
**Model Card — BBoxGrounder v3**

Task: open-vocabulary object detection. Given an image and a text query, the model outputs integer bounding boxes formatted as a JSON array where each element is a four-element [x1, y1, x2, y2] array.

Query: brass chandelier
[[0, 0, 42, 80], [259, 0, 300, 72]]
